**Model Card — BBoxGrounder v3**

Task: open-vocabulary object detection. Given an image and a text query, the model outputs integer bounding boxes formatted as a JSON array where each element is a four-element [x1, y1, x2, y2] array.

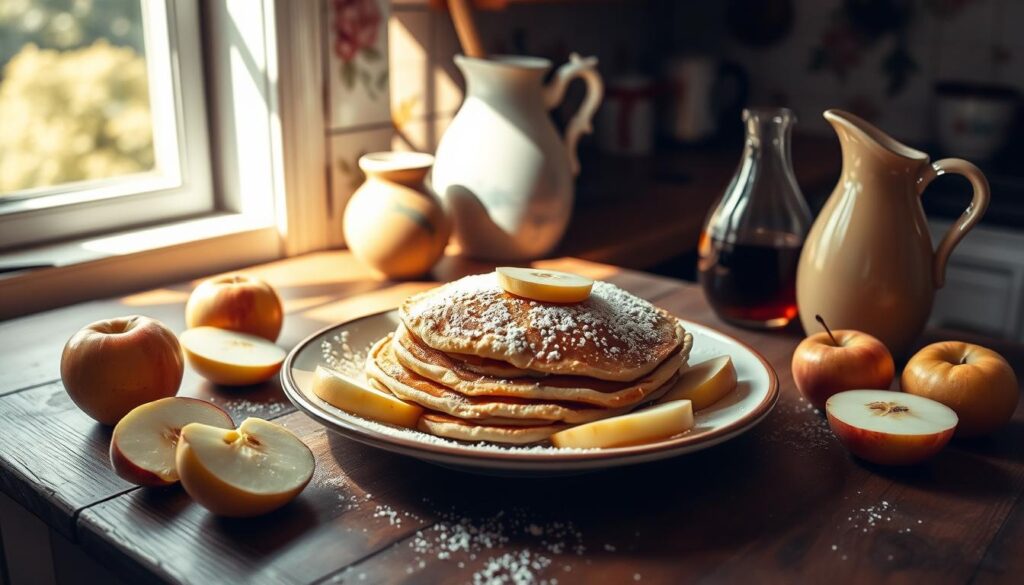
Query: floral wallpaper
[[332, 0, 387, 100], [328, 0, 390, 129]]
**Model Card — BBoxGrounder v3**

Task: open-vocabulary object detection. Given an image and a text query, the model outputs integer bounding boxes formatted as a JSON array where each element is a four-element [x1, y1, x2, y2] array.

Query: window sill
[[0, 213, 282, 320]]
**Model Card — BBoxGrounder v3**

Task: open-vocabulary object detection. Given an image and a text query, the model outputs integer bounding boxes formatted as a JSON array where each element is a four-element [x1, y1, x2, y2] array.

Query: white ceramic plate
[[281, 310, 778, 475]]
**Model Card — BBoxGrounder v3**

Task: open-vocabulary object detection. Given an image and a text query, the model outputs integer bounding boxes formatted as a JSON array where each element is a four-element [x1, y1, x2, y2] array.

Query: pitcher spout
[[824, 109, 928, 168]]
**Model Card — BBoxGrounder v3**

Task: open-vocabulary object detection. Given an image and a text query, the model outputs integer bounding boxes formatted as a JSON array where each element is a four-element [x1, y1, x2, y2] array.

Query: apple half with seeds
[[825, 390, 958, 466], [110, 397, 234, 486], [176, 417, 315, 517]]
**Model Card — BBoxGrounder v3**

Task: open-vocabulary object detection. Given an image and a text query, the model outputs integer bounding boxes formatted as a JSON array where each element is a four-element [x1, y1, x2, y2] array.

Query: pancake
[[392, 323, 691, 408], [400, 273, 687, 381], [367, 336, 677, 423], [444, 351, 541, 378], [417, 412, 567, 444]]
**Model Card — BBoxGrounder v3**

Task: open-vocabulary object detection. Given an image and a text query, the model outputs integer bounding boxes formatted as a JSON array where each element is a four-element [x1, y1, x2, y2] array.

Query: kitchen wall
[[323, 0, 656, 246], [676, 0, 1024, 144], [324, 0, 1021, 239]]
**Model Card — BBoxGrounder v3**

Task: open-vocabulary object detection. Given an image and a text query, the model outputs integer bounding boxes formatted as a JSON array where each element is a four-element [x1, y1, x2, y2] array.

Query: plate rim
[[281, 308, 779, 467]]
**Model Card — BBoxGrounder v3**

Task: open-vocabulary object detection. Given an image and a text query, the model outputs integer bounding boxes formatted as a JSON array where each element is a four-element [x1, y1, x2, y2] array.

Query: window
[[0, 0, 212, 249], [0, 0, 328, 319]]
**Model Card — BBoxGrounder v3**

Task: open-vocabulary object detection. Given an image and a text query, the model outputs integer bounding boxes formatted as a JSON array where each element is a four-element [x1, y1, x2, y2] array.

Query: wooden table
[[0, 251, 1022, 585]]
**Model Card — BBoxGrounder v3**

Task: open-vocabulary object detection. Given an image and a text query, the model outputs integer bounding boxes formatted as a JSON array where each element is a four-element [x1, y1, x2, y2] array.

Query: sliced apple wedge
[[179, 327, 286, 386], [550, 400, 694, 449], [313, 366, 423, 428], [110, 397, 234, 486], [658, 355, 737, 410], [496, 267, 593, 303], [176, 417, 315, 517]]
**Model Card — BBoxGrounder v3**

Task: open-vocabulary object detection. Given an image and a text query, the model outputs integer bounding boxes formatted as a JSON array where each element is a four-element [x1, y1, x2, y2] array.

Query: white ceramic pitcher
[[432, 54, 603, 261]]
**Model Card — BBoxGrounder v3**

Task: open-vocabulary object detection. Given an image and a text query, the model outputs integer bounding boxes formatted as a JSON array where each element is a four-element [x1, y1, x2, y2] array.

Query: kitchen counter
[[0, 250, 1022, 584]]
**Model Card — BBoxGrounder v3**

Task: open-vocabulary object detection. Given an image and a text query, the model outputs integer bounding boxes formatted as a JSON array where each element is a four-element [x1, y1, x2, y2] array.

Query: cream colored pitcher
[[796, 109, 990, 357]]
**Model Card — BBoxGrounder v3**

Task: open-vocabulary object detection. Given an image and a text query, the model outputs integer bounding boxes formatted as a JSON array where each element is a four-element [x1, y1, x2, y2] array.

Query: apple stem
[[815, 314, 839, 346]]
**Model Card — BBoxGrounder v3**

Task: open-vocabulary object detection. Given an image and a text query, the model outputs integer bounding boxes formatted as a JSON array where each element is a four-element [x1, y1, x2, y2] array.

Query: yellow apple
[[176, 417, 315, 517], [186, 274, 283, 342], [550, 400, 694, 449], [179, 327, 286, 386], [110, 397, 233, 486], [60, 316, 184, 425], [313, 366, 423, 428], [902, 341, 1019, 437], [658, 355, 737, 410]]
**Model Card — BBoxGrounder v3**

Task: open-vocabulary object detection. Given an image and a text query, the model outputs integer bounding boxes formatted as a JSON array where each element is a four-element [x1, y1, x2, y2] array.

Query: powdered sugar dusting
[[402, 273, 675, 371], [473, 550, 554, 584], [205, 397, 290, 419], [324, 500, 621, 583], [321, 329, 370, 379], [405, 503, 592, 583]]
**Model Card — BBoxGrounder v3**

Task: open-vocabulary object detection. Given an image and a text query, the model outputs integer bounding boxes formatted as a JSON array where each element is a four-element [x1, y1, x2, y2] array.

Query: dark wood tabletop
[[0, 250, 1022, 585]]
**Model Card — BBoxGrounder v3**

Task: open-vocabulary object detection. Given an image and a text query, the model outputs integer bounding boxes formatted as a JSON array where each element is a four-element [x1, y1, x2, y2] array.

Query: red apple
[[826, 390, 958, 465], [110, 397, 234, 486], [902, 341, 1019, 437], [61, 316, 184, 425], [792, 316, 895, 409], [185, 274, 283, 342]]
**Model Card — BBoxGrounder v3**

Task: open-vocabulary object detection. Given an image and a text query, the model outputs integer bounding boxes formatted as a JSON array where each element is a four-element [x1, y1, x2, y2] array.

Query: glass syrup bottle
[[698, 108, 812, 329]]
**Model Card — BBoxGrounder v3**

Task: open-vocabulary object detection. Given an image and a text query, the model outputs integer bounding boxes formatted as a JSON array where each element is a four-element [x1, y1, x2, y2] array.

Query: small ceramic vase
[[343, 152, 449, 279]]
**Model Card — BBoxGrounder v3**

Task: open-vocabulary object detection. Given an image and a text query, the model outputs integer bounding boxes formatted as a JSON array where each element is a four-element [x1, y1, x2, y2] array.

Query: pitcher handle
[[918, 158, 990, 288], [543, 53, 603, 176]]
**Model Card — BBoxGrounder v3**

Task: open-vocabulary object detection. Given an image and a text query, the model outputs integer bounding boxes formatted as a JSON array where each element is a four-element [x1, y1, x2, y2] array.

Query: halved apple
[[179, 327, 286, 386], [110, 397, 234, 486], [550, 400, 694, 449], [496, 267, 593, 303], [176, 417, 315, 517], [313, 366, 423, 428], [658, 355, 737, 410], [825, 390, 958, 466]]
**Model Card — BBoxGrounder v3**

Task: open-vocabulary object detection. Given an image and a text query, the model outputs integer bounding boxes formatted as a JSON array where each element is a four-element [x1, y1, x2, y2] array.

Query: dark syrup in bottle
[[699, 231, 802, 328]]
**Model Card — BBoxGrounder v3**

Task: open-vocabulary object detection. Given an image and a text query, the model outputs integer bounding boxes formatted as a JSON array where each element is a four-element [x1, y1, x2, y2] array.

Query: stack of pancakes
[[366, 273, 694, 444]]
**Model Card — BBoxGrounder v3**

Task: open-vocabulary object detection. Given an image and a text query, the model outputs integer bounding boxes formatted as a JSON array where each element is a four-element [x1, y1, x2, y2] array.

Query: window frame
[[0, 0, 330, 320], [0, 0, 214, 249]]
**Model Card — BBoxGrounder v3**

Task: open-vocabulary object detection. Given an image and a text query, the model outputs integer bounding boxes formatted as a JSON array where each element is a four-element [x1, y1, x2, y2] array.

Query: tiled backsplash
[[713, 0, 1024, 142], [324, 0, 1020, 242]]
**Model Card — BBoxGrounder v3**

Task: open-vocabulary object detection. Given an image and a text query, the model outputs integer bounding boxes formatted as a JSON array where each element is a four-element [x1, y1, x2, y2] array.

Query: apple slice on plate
[[179, 327, 286, 386], [658, 355, 737, 410], [176, 417, 315, 517], [825, 390, 958, 466], [550, 400, 694, 449], [110, 397, 234, 486], [313, 366, 423, 428], [496, 267, 593, 303]]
